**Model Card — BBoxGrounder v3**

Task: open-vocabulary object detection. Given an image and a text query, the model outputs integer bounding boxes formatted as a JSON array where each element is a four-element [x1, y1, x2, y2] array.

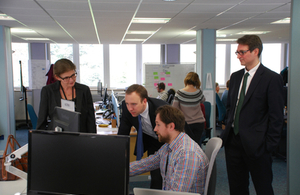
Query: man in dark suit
[[221, 35, 284, 195], [118, 84, 167, 189]]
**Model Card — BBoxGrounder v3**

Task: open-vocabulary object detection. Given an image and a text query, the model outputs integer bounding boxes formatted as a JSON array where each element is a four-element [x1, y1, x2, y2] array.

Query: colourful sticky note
[[168, 83, 173, 86], [154, 76, 159, 80], [160, 77, 165, 81], [166, 72, 170, 75], [154, 83, 158, 87], [153, 72, 158, 75], [160, 72, 165, 75]]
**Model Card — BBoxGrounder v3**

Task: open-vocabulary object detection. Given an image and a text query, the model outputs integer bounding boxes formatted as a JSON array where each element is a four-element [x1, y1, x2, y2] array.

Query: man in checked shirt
[[130, 105, 209, 194]]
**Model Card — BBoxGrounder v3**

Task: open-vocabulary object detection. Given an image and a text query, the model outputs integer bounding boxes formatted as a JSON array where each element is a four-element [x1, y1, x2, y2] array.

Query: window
[[109, 44, 136, 88], [79, 44, 103, 86], [142, 44, 160, 64], [261, 44, 282, 73], [230, 44, 241, 74], [216, 44, 226, 86], [12, 43, 29, 87], [50, 44, 73, 64], [180, 44, 196, 63]]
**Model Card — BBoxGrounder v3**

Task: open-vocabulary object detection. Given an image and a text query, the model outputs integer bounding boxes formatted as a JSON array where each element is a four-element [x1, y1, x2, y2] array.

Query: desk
[[0, 178, 27, 195]]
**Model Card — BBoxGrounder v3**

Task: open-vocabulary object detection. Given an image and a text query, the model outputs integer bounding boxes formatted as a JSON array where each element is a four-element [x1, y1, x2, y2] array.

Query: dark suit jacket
[[36, 81, 96, 133], [118, 97, 167, 155], [221, 64, 284, 159]]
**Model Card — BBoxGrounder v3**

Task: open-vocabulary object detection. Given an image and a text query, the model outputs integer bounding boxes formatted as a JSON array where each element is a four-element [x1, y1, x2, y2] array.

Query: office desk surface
[[0, 179, 27, 195]]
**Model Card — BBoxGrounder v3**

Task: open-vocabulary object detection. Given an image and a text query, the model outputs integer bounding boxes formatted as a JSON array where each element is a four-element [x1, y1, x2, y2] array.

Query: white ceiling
[[0, 0, 291, 44]]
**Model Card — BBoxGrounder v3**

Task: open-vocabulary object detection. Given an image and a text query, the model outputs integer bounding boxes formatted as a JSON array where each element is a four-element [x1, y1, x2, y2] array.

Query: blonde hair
[[184, 72, 201, 89]]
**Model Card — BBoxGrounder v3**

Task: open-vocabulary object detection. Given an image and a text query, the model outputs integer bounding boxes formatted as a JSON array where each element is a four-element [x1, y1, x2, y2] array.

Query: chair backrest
[[27, 104, 38, 129], [167, 94, 174, 104], [133, 188, 200, 195], [203, 101, 211, 128], [221, 90, 228, 107], [204, 137, 222, 195], [215, 94, 226, 122]]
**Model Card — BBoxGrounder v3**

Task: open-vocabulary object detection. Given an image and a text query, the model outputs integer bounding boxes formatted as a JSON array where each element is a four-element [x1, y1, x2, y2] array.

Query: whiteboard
[[144, 64, 195, 98]]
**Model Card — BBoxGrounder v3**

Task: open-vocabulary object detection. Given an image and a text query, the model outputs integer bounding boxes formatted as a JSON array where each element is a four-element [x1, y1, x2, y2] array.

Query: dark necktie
[[233, 72, 249, 135], [136, 115, 144, 160], [165, 148, 170, 175]]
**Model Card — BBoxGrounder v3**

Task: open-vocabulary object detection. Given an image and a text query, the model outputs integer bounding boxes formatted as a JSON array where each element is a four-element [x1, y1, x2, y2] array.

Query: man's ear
[[167, 122, 175, 131]]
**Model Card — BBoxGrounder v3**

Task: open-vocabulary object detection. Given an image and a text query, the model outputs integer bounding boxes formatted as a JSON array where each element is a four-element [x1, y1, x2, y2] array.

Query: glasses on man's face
[[59, 72, 77, 82], [235, 50, 250, 56]]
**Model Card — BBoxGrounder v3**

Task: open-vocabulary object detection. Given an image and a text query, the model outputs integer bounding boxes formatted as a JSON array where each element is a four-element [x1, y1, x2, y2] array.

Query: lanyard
[[60, 83, 74, 101]]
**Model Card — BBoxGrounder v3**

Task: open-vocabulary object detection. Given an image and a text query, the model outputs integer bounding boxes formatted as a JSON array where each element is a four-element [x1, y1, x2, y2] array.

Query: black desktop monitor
[[97, 80, 103, 97], [103, 87, 108, 105], [52, 106, 80, 132], [111, 90, 120, 127], [27, 130, 130, 195]]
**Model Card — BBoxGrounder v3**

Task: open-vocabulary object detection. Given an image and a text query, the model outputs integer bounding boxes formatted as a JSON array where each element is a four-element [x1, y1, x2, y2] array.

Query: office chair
[[204, 137, 222, 195], [215, 94, 226, 127], [27, 104, 38, 129], [133, 188, 200, 195], [221, 90, 228, 108], [200, 101, 212, 146], [167, 94, 174, 104]]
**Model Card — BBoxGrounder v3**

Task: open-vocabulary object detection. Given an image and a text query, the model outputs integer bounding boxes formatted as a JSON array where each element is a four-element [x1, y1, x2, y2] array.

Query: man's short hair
[[237, 35, 263, 58], [155, 105, 185, 132], [157, 82, 165, 90], [125, 84, 148, 102]]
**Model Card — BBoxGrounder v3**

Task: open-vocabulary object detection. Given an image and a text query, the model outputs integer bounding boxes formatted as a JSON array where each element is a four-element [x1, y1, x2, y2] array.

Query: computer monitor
[[97, 80, 103, 97], [111, 90, 120, 127], [103, 87, 108, 105], [27, 130, 130, 195], [52, 106, 80, 132]]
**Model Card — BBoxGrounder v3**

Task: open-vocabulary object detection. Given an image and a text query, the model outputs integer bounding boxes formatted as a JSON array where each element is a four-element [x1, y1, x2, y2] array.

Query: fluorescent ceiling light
[[237, 31, 270, 35], [184, 31, 196, 35], [217, 39, 237, 42], [132, 18, 170, 24], [0, 14, 15, 21], [123, 39, 145, 41], [23, 38, 50, 41], [127, 31, 155, 34], [217, 34, 227, 38], [11, 28, 35, 33], [271, 17, 290, 24]]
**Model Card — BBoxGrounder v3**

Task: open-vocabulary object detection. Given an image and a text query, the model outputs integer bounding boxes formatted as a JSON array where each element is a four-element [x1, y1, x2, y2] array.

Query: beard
[[158, 134, 170, 143]]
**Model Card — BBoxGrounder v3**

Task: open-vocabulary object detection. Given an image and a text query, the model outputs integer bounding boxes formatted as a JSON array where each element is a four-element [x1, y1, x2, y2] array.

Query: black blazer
[[118, 97, 167, 154], [36, 81, 96, 133], [221, 64, 284, 159]]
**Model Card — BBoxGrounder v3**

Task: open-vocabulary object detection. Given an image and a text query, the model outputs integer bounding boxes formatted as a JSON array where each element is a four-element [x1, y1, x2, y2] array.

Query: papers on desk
[[95, 109, 107, 115], [96, 117, 110, 125]]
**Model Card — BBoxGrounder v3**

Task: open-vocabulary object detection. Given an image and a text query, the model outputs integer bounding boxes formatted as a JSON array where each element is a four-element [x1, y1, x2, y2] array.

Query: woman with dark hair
[[36, 58, 96, 133], [172, 72, 206, 144]]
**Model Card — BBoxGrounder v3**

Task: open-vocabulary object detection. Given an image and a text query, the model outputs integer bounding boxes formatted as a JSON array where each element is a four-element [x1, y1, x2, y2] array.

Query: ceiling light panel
[[132, 18, 171, 23]]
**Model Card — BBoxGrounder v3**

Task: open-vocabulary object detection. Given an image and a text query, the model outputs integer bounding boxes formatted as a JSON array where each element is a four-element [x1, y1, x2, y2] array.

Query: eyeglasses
[[59, 72, 77, 81], [235, 50, 250, 56]]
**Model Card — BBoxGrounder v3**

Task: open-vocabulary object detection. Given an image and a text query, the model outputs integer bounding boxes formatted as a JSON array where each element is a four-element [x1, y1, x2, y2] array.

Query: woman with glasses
[[36, 58, 96, 133]]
